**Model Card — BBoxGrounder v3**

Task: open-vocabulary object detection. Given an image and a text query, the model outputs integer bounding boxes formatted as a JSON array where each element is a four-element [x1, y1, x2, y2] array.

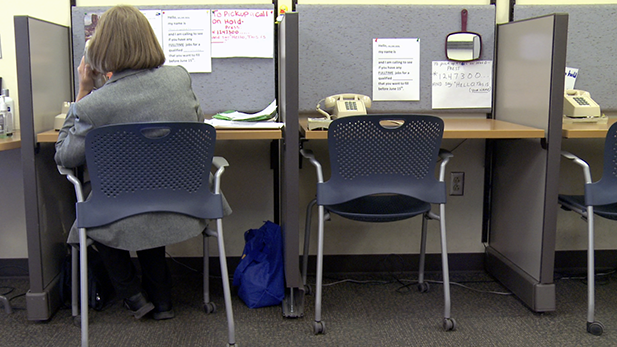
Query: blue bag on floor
[[233, 221, 285, 308]]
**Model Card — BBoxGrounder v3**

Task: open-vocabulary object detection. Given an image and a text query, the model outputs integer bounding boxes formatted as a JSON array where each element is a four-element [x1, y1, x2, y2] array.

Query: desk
[[37, 128, 282, 143], [0, 131, 21, 151], [562, 118, 617, 139], [300, 116, 546, 140]]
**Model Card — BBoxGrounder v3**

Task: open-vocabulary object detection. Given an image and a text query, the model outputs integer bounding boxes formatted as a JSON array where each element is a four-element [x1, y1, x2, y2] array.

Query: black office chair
[[58, 122, 236, 347], [300, 115, 455, 334], [558, 121, 617, 336]]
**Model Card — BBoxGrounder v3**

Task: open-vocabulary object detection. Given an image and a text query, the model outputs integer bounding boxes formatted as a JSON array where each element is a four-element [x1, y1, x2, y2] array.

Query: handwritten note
[[565, 67, 578, 90], [162, 10, 211, 73], [372, 38, 420, 101], [431, 60, 493, 109], [211, 9, 274, 58]]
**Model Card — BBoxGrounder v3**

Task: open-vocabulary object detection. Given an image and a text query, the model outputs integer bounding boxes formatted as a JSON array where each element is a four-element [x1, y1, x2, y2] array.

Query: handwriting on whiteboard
[[211, 9, 274, 58]]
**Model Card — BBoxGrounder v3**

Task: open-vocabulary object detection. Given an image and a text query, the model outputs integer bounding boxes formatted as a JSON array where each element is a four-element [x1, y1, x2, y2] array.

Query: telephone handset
[[316, 94, 372, 120], [563, 89, 601, 120], [84, 40, 108, 89]]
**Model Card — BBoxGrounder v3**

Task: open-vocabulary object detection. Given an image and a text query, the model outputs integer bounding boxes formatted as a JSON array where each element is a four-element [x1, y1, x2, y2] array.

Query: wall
[[2, 0, 616, 263]]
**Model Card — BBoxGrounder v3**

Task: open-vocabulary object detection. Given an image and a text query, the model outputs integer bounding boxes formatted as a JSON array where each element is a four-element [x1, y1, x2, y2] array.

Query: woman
[[55, 5, 230, 320]]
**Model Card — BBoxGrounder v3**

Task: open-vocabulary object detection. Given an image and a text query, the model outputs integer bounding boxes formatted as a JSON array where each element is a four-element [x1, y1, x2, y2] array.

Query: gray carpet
[[1, 270, 617, 346]]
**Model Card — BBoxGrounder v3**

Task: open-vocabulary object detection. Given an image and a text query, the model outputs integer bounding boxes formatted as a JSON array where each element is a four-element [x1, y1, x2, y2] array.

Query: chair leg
[[0, 295, 11, 314], [313, 205, 326, 334], [417, 214, 429, 292], [78, 228, 89, 347], [437, 204, 455, 331], [586, 210, 604, 336], [202, 232, 215, 313], [213, 219, 236, 346], [302, 199, 317, 290], [71, 244, 79, 319]]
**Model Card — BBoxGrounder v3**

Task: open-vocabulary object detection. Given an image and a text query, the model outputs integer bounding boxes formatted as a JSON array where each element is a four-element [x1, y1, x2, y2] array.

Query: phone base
[[563, 114, 607, 124], [307, 118, 332, 130]]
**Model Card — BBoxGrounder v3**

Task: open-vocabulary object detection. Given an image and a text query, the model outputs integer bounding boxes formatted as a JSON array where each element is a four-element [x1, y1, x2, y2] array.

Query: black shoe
[[123, 292, 155, 319], [152, 302, 175, 320]]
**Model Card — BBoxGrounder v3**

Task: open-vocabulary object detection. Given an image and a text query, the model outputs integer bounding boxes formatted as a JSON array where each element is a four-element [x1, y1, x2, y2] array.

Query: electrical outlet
[[450, 172, 464, 196]]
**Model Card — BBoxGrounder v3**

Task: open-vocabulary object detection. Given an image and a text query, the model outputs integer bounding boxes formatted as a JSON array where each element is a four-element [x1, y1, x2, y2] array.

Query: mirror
[[446, 9, 482, 62], [446, 32, 482, 61]]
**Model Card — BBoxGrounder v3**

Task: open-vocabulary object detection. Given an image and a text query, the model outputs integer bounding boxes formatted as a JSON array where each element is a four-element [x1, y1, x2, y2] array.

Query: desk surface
[[0, 131, 21, 151], [37, 128, 282, 143], [300, 116, 546, 140], [562, 118, 617, 138]]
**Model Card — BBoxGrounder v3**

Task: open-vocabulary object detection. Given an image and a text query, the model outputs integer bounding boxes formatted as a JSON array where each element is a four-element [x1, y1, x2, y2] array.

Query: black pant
[[94, 242, 172, 306]]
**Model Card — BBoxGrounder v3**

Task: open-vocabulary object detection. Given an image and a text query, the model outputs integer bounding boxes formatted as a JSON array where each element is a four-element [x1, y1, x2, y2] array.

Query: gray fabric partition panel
[[71, 5, 275, 115], [515, 5, 617, 112], [297, 5, 495, 114]]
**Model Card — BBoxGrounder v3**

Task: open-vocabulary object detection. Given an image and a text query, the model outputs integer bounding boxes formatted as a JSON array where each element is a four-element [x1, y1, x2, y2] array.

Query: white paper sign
[[372, 38, 420, 101], [565, 67, 578, 90], [163, 10, 211, 73], [431, 60, 493, 109], [211, 9, 274, 58]]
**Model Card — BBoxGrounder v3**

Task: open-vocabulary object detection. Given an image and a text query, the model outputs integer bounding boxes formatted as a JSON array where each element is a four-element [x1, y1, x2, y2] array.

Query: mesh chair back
[[77, 122, 223, 228], [586, 121, 617, 206], [318, 115, 446, 205]]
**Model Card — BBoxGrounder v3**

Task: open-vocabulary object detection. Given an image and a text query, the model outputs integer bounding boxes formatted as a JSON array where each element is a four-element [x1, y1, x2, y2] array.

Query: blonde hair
[[87, 5, 165, 73]]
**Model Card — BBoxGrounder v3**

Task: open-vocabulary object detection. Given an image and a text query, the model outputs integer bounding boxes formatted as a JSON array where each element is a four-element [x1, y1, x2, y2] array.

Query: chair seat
[[559, 194, 617, 220], [325, 194, 431, 223]]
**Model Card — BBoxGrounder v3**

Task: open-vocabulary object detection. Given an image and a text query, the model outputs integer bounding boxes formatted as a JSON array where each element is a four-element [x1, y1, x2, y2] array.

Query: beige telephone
[[563, 89, 604, 123], [316, 94, 372, 120]]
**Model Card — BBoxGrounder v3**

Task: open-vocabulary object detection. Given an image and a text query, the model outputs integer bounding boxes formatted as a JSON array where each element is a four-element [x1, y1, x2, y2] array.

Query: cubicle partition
[[486, 14, 568, 312], [18, 4, 281, 320], [14, 16, 75, 320], [71, 5, 275, 115], [296, 4, 496, 114], [515, 5, 617, 112], [276, 12, 303, 317]]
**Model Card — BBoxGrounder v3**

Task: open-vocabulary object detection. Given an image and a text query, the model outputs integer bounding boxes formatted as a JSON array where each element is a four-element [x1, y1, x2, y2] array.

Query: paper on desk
[[204, 118, 283, 129], [213, 100, 277, 122]]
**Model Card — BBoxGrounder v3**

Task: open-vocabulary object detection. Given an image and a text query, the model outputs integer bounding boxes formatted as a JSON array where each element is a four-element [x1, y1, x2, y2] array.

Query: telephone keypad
[[573, 97, 590, 106], [345, 101, 358, 111]]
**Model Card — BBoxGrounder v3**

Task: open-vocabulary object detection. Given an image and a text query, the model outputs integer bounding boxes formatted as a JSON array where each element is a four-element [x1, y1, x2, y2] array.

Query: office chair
[[300, 115, 455, 334], [57, 122, 236, 346], [557, 121, 617, 336]]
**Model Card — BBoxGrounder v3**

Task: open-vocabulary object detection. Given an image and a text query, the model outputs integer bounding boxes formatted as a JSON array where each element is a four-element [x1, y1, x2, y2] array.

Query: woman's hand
[[76, 56, 96, 101]]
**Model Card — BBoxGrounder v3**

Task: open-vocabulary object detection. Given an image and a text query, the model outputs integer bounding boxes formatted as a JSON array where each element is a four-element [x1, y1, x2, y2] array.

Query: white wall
[[1, 0, 616, 261]]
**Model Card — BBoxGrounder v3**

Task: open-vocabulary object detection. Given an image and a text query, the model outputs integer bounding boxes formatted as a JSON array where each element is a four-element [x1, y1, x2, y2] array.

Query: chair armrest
[[211, 156, 229, 194], [57, 165, 86, 202], [438, 149, 453, 182], [560, 150, 592, 184], [212, 156, 229, 170], [300, 148, 324, 183]]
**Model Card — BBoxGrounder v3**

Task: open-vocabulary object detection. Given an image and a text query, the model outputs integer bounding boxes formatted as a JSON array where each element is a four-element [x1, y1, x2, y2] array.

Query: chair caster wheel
[[304, 284, 313, 296], [443, 317, 457, 331], [313, 321, 326, 335], [72, 315, 81, 327], [204, 302, 217, 314], [587, 321, 604, 336], [417, 282, 430, 293]]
